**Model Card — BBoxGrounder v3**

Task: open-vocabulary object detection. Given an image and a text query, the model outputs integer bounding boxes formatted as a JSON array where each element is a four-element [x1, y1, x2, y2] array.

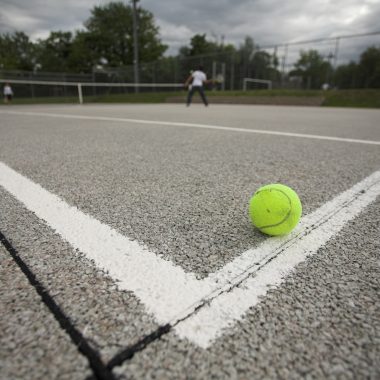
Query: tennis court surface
[[1, 104, 379, 379]]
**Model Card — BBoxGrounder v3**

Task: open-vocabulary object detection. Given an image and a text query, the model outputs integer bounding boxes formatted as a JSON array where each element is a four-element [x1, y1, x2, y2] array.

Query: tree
[[178, 34, 233, 58], [0, 32, 36, 71], [81, 1, 167, 68], [290, 50, 332, 89], [235, 37, 280, 86], [238, 36, 256, 60], [358, 46, 380, 88], [251, 51, 274, 78], [35, 31, 74, 72], [334, 62, 358, 89], [188, 34, 217, 56], [68, 31, 102, 73], [176, 34, 234, 84]]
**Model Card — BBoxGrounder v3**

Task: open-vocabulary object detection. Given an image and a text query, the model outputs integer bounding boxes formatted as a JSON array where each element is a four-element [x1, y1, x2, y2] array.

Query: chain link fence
[[1, 32, 379, 96]]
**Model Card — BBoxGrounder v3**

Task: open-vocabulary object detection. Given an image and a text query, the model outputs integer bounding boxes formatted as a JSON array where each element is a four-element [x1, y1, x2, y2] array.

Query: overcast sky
[[1, 0, 379, 63]]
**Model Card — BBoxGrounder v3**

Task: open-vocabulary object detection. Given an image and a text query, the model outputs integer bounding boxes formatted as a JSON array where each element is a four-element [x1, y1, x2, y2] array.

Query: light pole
[[131, 0, 139, 92]]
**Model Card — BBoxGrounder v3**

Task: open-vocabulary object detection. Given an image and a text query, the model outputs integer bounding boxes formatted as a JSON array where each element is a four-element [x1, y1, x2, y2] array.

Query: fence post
[[77, 83, 83, 104], [212, 61, 217, 91], [281, 44, 288, 88], [221, 63, 226, 91], [230, 53, 235, 91]]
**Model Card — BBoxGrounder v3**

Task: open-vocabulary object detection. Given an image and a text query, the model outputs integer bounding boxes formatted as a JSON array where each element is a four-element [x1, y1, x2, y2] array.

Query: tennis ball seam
[[254, 188, 292, 230]]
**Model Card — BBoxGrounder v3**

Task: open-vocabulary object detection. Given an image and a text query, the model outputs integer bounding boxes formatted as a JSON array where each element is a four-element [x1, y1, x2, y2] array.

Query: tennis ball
[[249, 184, 302, 236]]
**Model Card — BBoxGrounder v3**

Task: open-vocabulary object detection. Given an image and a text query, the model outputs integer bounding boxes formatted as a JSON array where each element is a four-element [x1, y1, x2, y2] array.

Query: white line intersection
[[1, 162, 379, 349]]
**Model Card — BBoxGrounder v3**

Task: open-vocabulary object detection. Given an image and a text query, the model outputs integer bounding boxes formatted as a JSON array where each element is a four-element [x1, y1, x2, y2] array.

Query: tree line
[[0, 1, 379, 89]]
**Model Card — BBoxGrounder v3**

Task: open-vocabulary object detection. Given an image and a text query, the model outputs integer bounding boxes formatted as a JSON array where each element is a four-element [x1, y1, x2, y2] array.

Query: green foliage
[[0, 1, 166, 73], [67, 31, 100, 72], [290, 49, 332, 89], [322, 89, 380, 107], [179, 33, 235, 58], [334, 62, 359, 88], [334, 46, 380, 89], [0, 32, 36, 70], [177, 33, 236, 83], [82, 1, 166, 67], [35, 31, 74, 72], [238, 36, 255, 58], [236, 37, 281, 83], [188, 34, 217, 56], [358, 46, 380, 88]]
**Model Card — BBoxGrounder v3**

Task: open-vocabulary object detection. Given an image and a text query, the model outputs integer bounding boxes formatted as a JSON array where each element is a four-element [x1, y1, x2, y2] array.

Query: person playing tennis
[[184, 65, 212, 107], [3, 83, 13, 104]]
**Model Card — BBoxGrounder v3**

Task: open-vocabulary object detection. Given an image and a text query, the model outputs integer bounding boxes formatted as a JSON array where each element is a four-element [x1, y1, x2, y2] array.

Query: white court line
[[0, 161, 213, 323], [175, 172, 380, 347], [0, 161, 380, 348], [1, 109, 380, 145]]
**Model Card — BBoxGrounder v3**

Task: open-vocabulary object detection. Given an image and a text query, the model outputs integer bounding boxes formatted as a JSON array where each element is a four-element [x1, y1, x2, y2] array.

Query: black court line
[[106, 324, 171, 370], [0, 231, 116, 380], [105, 298, 214, 370]]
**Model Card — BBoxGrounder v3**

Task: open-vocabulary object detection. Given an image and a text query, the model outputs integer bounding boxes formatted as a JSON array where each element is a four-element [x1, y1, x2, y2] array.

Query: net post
[[77, 83, 83, 104]]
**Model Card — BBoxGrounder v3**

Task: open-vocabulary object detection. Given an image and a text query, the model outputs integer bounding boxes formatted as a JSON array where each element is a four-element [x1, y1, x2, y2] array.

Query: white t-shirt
[[4, 85, 13, 95], [191, 70, 206, 87]]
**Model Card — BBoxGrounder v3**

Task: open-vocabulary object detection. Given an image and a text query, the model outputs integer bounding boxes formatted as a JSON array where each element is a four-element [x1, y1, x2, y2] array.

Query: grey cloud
[[0, 0, 379, 61], [0, 0, 106, 38], [143, 0, 380, 59]]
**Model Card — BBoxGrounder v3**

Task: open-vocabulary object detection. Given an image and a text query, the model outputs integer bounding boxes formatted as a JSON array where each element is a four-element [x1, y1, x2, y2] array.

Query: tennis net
[[1, 79, 184, 104]]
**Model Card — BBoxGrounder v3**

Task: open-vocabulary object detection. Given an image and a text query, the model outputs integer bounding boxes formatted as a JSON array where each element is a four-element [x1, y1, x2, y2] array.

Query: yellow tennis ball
[[249, 184, 302, 236]]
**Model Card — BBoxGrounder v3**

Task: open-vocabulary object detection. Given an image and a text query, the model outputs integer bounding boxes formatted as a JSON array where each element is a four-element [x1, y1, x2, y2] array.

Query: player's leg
[[198, 87, 208, 106], [187, 86, 195, 106]]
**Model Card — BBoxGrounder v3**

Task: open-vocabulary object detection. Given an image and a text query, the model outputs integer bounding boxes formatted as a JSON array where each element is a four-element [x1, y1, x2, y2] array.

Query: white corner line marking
[[0, 161, 212, 323], [1, 109, 380, 145], [173, 171, 380, 347], [0, 161, 379, 349]]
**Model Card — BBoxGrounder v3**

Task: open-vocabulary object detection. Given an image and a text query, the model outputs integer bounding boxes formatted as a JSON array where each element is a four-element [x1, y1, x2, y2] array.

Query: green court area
[[2, 89, 380, 108]]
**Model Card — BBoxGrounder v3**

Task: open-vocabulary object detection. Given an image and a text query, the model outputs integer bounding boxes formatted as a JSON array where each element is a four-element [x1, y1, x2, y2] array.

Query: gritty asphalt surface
[[0, 104, 379, 379], [0, 244, 92, 380], [115, 198, 380, 380]]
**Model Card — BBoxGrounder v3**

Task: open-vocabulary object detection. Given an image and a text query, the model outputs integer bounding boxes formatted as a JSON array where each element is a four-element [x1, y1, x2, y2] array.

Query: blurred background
[[1, 1, 379, 103]]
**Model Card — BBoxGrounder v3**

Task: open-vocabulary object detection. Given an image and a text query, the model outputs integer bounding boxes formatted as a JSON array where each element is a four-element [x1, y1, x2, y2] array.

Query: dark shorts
[[5, 95, 12, 101]]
